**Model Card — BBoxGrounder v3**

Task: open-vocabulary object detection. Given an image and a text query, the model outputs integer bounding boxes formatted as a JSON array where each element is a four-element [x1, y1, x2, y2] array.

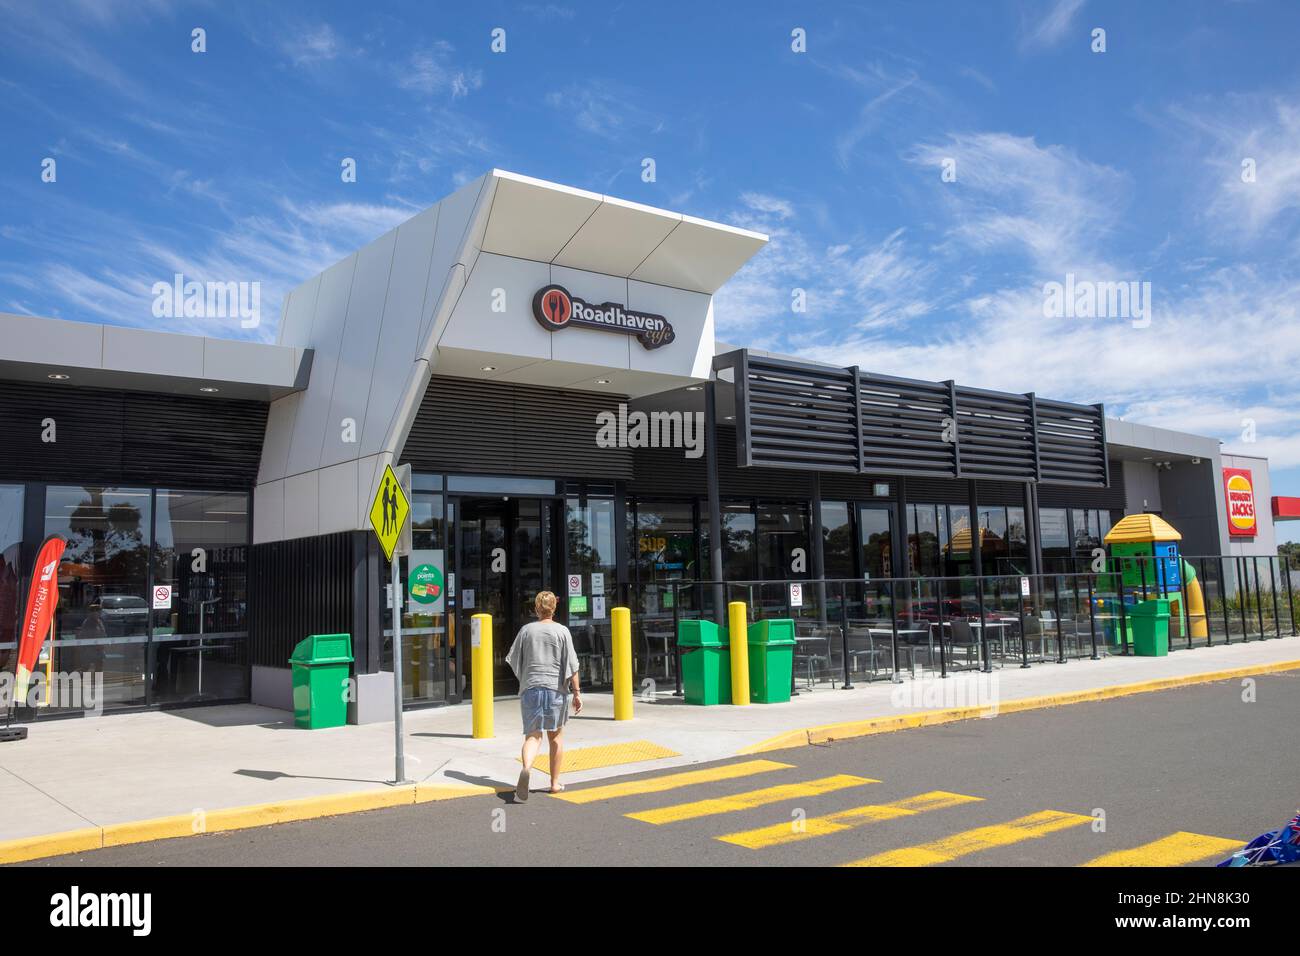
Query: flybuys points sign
[[532, 284, 675, 350]]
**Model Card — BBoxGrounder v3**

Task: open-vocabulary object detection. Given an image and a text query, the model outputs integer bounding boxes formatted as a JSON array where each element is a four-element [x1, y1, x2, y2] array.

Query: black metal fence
[[596, 553, 1297, 693]]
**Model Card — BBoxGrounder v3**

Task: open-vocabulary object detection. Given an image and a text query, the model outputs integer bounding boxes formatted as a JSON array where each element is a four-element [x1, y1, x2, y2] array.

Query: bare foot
[[549, 783, 565, 794]]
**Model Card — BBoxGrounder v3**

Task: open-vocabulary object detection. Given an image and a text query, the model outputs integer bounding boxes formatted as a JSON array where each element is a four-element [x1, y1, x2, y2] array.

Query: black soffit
[[713, 350, 1109, 488]]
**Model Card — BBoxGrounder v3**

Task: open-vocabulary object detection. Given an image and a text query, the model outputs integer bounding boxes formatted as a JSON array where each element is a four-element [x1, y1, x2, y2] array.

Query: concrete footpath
[[2, 638, 1298, 862]]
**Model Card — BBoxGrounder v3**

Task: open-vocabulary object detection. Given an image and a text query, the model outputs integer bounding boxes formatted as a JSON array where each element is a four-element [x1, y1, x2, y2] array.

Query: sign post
[[369, 462, 412, 785]]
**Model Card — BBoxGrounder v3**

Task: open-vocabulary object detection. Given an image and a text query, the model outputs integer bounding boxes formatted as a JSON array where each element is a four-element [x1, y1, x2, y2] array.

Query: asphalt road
[[24, 672, 1300, 867]]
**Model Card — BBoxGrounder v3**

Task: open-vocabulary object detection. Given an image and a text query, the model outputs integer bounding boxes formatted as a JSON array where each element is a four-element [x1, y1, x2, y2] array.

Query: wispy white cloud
[[1019, 0, 1087, 52], [283, 24, 340, 66], [398, 43, 482, 99]]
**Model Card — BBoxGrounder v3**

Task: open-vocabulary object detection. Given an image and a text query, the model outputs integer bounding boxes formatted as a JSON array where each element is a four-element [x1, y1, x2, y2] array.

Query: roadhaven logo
[[532, 284, 675, 350]]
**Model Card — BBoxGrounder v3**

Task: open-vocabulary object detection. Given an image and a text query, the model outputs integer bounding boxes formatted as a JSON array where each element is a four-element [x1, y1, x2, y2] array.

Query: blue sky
[[3, 0, 1299, 536]]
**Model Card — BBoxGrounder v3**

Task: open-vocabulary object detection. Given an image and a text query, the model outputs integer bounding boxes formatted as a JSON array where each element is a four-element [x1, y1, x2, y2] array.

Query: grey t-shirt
[[506, 620, 579, 693]]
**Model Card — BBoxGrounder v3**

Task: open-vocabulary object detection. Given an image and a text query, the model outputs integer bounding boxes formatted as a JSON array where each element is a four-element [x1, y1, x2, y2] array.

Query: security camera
[[1191, 457, 1201, 465]]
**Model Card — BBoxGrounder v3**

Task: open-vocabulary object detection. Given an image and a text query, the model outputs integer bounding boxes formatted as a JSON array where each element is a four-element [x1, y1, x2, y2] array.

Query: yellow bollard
[[728, 601, 750, 706], [612, 607, 633, 720], [471, 612, 494, 739]]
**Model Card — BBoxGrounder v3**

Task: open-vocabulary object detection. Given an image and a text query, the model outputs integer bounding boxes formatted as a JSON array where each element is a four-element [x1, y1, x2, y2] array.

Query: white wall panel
[[321, 230, 398, 469], [285, 255, 356, 476], [360, 206, 440, 458]]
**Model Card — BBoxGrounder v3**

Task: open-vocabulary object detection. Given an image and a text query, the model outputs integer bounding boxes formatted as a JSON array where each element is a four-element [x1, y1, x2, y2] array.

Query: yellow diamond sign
[[368, 463, 410, 561]]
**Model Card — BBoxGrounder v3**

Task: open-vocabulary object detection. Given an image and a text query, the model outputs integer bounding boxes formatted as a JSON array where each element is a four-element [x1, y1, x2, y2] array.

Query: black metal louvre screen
[[733, 353, 859, 473], [859, 373, 955, 478], [718, 350, 1107, 487]]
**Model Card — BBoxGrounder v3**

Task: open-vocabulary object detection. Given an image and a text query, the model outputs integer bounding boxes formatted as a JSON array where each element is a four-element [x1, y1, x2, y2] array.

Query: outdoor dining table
[[863, 627, 931, 678]]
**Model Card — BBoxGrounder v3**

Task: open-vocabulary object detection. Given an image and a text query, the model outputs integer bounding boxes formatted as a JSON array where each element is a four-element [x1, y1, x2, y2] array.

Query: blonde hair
[[534, 590, 558, 618]]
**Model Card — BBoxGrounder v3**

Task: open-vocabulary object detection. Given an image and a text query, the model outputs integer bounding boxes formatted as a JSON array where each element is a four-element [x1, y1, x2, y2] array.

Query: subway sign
[[1223, 467, 1258, 537], [532, 284, 675, 350]]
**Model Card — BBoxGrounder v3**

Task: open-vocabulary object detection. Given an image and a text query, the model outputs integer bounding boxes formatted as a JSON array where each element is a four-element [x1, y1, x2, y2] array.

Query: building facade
[[0, 170, 1286, 719]]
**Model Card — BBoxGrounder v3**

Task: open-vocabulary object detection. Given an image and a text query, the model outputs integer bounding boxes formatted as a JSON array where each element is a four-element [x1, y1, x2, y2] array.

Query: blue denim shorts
[[521, 686, 568, 733]]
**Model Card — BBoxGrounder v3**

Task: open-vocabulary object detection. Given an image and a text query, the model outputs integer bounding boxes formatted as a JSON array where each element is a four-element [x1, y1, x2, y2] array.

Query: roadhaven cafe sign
[[1223, 467, 1258, 537], [532, 284, 675, 350]]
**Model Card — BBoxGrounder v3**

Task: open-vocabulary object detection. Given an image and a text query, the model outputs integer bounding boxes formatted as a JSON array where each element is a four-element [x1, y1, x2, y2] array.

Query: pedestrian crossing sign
[[369, 463, 411, 561]]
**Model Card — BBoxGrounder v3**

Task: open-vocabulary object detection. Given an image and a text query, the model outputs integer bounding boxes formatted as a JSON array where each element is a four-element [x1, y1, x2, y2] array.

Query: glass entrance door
[[454, 497, 562, 698]]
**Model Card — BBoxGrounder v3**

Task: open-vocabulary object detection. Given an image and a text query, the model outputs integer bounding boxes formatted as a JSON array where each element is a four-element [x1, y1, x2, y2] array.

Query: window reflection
[[0, 486, 23, 673], [45, 486, 152, 710]]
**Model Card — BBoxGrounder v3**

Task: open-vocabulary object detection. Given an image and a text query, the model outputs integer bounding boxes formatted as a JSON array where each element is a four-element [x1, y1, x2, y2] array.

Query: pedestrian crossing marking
[[1079, 831, 1243, 868], [718, 790, 982, 850], [530, 740, 679, 775], [553, 759, 795, 805], [627, 774, 878, 825], [844, 809, 1092, 866]]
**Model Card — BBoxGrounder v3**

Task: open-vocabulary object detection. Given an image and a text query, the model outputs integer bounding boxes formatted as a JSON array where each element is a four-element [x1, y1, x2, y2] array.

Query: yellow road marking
[[553, 759, 795, 804], [718, 790, 982, 850], [531, 739, 679, 774], [844, 809, 1092, 866], [1080, 831, 1244, 867], [627, 774, 877, 825]]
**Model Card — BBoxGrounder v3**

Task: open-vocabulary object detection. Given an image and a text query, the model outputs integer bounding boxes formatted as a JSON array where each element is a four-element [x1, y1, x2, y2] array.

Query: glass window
[[757, 502, 810, 581], [45, 486, 152, 711], [859, 505, 892, 580], [567, 495, 618, 684], [1039, 507, 1071, 571], [388, 491, 449, 705], [908, 504, 940, 577], [446, 475, 556, 496], [150, 490, 250, 705], [1072, 508, 1099, 553], [944, 504, 972, 576], [820, 501, 855, 580], [633, 501, 698, 618], [721, 502, 756, 581], [978, 505, 1009, 574], [0, 485, 23, 673], [1006, 506, 1028, 572]]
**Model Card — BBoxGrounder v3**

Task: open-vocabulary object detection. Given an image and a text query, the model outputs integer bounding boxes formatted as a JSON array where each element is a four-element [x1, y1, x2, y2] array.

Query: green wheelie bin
[[677, 619, 731, 705], [747, 618, 795, 703], [289, 633, 354, 728], [1128, 600, 1170, 657]]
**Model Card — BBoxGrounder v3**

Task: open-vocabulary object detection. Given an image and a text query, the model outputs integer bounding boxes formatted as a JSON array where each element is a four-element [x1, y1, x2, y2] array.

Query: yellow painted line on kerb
[[553, 759, 795, 805], [719, 790, 982, 850], [740, 659, 1300, 755], [844, 810, 1092, 867], [1080, 831, 1244, 868], [627, 774, 877, 825], [0, 783, 497, 865], [531, 739, 679, 774]]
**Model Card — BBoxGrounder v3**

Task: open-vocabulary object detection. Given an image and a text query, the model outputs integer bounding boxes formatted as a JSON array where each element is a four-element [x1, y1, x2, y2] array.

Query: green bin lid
[[1128, 599, 1170, 617], [677, 619, 726, 647], [289, 633, 354, 665], [748, 618, 796, 645]]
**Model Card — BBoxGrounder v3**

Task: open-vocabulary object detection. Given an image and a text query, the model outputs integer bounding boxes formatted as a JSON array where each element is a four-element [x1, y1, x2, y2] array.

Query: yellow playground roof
[[1104, 512, 1183, 544]]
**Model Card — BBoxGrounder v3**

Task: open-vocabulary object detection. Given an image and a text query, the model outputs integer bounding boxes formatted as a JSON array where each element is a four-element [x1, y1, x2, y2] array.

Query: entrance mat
[[530, 739, 679, 774]]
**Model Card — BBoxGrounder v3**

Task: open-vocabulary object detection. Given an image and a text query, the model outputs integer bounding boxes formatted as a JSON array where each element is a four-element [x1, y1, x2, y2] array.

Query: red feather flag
[[14, 535, 66, 705]]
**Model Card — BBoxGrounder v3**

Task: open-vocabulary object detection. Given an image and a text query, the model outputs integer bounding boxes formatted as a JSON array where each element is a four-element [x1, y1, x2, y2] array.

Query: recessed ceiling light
[[47, 373, 70, 380], [199, 386, 220, 393], [596, 378, 611, 385], [480, 365, 496, 372], [686, 385, 703, 392], [724, 415, 735, 420]]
